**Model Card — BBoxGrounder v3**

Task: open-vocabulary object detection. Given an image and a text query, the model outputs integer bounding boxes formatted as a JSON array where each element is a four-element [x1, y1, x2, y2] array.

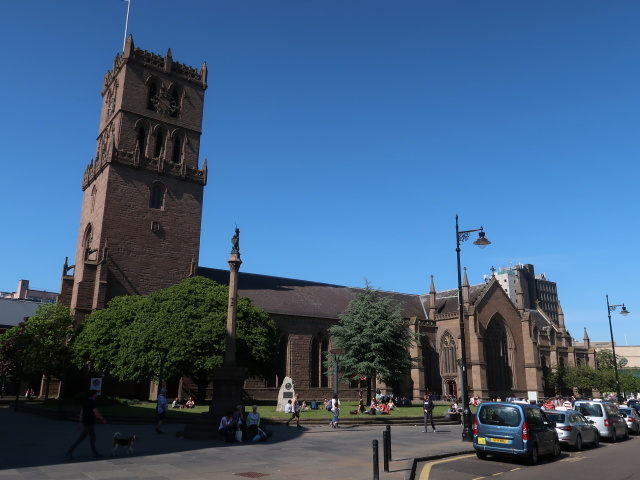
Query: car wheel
[[592, 432, 600, 448], [624, 426, 630, 440], [574, 434, 582, 451], [611, 429, 617, 443], [553, 439, 561, 457], [476, 450, 487, 460], [528, 445, 539, 465]]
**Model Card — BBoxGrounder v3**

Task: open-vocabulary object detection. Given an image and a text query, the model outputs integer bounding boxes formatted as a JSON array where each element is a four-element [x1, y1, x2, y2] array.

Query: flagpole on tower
[[122, 0, 131, 52]]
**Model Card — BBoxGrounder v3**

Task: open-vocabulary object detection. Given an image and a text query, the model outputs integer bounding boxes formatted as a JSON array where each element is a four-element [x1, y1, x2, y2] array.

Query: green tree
[[0, 303, 75, 400], [596, 349, 628, 370], [328, 282, 420, 404], [72, 276, 279, 402]]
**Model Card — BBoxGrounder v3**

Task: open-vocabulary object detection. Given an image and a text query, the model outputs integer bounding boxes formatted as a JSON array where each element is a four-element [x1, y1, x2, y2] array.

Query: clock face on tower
[[152, 92, 177, 115]]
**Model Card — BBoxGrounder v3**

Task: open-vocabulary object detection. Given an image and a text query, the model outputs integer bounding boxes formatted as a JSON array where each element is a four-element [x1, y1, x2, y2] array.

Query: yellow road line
[[419, 454, 475, 480]]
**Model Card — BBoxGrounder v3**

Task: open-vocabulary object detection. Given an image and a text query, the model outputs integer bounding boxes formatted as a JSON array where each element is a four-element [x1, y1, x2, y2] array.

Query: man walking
[[65, 390, 106, 460], [156, 388, 168, 434], [423, 393, 436, 433], [285, 394, 301, 428]]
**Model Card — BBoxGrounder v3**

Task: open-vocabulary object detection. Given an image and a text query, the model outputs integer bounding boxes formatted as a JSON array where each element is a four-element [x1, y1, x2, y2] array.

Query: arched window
[[147, 81, 158, 110], [484, 319, 513, 390], [154, 131, 164, 158], [90, 186, 97, 213], [439, 332, 457, 375], [150, 182, 166, 210], [170, 87, 180, 118], [83, 224, 95, 261], [172, 135, 182, 163], [137, 127, 146, 157]]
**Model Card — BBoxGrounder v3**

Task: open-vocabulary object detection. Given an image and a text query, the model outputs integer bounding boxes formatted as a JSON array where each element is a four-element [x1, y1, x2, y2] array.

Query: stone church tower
[[60, 37, 208, 321]]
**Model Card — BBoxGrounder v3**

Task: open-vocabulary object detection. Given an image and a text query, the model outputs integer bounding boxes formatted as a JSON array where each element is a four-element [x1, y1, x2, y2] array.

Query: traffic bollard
[[386, 424, 392, 461], [382, 431, 390, 472], [372, 439, 379, 480]]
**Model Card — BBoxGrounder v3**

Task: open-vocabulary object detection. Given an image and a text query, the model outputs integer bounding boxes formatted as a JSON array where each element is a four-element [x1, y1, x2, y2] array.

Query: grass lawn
[[2, 398, 474, 420]]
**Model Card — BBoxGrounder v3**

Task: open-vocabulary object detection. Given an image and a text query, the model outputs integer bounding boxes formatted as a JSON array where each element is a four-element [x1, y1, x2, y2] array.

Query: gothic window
[[439, 332, 457, 375], [172, 135, 182, 163], [154, 131, 164, 158], [310, 333, 329, 388], [83, 224, 95, 261], [147, 80, 158, 110], [90, 186, 97, 213], [170, 87, 181, 118], [484, 319, 513, 390], [150, 182, 166, 210], [137, 127, 147, 157]]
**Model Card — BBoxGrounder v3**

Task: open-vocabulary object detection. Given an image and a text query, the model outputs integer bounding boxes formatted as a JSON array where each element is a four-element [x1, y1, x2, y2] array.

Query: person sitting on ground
[[323, 398, 331, 410], [379, 401, 389, 415], [301, 400, 308, 410], [285, 399, 293, 413], [218, 411, 237, 443], [387, 398, 396, 410], [185, 397, 195, 408], [233, 405, 245, 439], [246, 405, 266, 441], [172, 398, 182, 408]]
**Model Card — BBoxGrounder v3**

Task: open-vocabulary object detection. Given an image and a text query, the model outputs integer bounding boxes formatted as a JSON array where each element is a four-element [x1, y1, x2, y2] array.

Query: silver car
[[544, 409, 599, 450], [618, 407, 640, 435], [574, 401, 628, 442]]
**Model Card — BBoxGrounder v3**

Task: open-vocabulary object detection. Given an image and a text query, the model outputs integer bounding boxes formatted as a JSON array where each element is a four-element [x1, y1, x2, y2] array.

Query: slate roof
[[426, 284, 489, 315], [197, 267, 426, 321]]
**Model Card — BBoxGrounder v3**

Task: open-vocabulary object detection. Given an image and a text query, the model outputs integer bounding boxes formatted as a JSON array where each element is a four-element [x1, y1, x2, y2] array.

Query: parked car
[[574, 401, 628, 442], [618, 407, 640, 435], [473, 402, 561, 465], [627, 399, 640, 411], [544, 409, 599, 450]]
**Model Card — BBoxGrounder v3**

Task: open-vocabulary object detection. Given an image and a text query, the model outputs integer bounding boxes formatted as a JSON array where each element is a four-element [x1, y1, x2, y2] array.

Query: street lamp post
[[606, 295, 630, 404], [456, 214, 490, 442], [330, 347, 345, 396]]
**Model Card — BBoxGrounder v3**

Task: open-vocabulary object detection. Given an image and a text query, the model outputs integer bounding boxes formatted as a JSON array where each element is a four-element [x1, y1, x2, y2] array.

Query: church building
[[60, 40, 594, 402]]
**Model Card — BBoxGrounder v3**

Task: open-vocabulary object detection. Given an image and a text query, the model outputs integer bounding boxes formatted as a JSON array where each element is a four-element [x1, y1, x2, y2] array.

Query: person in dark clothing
[[423, 393, 436, 433], [65, 390, 107, 460]]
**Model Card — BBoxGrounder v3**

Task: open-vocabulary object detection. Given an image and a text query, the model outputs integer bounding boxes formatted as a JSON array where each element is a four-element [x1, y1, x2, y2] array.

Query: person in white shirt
[[330, 394, 341, 428]]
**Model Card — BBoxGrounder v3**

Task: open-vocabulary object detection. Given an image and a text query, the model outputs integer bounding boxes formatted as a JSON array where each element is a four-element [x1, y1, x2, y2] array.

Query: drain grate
[[234, 473, 270, 478]]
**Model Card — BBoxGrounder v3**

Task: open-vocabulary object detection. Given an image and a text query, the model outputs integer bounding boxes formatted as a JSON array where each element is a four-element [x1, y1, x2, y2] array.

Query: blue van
[[474, 402, 561, 465]]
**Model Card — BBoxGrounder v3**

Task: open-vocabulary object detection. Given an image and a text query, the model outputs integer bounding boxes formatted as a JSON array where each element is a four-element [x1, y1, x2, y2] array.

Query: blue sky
[[1, 1, 638, 345]]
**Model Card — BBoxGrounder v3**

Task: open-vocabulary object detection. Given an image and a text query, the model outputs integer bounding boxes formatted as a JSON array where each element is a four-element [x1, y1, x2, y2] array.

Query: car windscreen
[[544, 412, 566, 423], [478, 405, 522, 427], [577, 403, 603, 417]]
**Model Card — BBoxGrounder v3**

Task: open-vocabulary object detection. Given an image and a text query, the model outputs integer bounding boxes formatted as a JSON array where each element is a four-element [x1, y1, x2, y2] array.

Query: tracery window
[[439, 332, 457, 375], [485, 319, 513, 389]]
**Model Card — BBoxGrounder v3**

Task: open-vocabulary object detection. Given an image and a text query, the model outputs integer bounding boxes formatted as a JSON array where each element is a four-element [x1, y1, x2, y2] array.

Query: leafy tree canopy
[[596, 349, 628, 370], [0, 303, 74, 381], [72, 276, 279, 399], [328, 282, 420, 401]]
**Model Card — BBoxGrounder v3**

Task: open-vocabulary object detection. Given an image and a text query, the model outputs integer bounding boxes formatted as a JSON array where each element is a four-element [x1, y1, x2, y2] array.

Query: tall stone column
[[209, 227, 247, 417]]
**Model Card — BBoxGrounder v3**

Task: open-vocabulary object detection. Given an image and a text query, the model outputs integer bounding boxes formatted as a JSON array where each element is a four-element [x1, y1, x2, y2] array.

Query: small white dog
[[111, 432, 138, 456]]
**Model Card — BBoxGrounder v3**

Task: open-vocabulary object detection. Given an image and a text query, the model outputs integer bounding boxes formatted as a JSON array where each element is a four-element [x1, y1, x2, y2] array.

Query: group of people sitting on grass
[[218, 405, 267, 443], [172, 397, 196, 409]]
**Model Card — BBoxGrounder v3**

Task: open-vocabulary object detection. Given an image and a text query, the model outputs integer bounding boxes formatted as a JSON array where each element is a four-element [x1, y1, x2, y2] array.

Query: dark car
[[474, 402, 561, 465]]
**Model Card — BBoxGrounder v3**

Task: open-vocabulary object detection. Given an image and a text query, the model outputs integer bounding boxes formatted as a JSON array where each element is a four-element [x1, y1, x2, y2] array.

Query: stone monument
[[209, 227, 247, 417], [276, 376, 296, 412]]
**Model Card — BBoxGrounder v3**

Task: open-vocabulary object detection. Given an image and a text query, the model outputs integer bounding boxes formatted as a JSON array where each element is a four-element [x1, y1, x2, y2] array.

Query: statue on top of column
[[231, 226, 240, 254]]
